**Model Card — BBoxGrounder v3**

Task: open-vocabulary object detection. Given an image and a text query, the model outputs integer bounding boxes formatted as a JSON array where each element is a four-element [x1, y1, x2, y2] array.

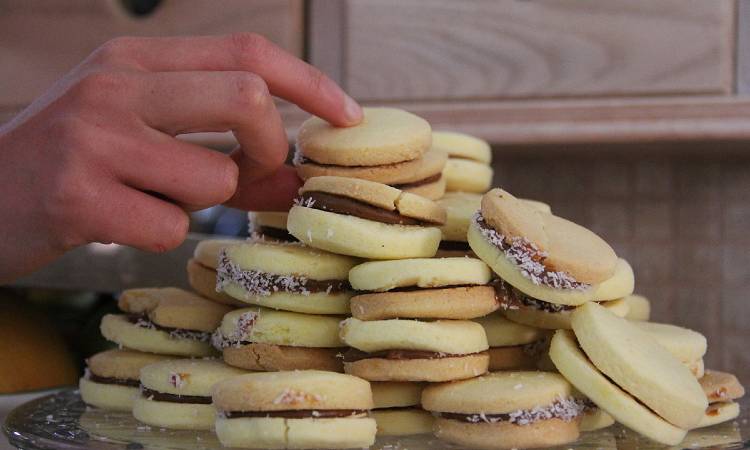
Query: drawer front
[[341, 0, 735, 101]]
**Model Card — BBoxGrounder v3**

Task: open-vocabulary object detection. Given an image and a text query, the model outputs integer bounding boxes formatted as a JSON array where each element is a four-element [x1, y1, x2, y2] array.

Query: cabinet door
[[0, 0, 303, 123], [332, 0, 734, 102]]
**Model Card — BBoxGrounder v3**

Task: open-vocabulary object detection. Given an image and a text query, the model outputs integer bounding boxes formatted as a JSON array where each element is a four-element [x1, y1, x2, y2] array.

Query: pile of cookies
[[78, 107, 745, 450]]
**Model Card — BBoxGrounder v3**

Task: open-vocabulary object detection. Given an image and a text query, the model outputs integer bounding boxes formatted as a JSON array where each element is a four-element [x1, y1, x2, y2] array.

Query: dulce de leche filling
[[492, 279, 576, 314], [141, 386, 212, 404], [343, 348, 484, 363], [391, 173, 442, 190], [216, 250, 350, 298], [253, 226, 298, 243], [86, 371, 140, 388], [221, 409, 368, 419], [439, 397, 589, 426], [128, 315, 212, 342], [296, 191, 439, 226]]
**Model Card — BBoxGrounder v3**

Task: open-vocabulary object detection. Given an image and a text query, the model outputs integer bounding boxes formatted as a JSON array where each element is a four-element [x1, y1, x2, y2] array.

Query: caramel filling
[[222, 409, 368, 419], [492, 280, 576, 313], [87, 372, 139, 388], [391, 173, 442, 190], [342, 348, 483, 363], [438, 240, 472, 252], [438, 397, 589, 426], [127, 315, 212, 342], [255, 226, 298, 243], [297, 192, 439, 226], [140, 387, 212, 404]]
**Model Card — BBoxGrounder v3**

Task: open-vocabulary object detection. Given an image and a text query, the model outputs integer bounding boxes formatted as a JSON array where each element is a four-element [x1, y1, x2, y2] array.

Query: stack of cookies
[[432, 130, 494, 194]]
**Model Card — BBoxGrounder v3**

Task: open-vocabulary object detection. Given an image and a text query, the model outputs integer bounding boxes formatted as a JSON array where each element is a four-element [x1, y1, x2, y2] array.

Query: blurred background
[[0, 0, 748, 416]]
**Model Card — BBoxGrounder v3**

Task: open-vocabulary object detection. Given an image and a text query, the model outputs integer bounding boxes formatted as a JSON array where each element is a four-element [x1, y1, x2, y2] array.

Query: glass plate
[[3, 389, 749, 450]]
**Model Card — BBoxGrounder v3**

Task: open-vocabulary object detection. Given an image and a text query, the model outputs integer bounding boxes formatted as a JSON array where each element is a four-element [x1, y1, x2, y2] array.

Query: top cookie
[[348, 257, 491, 292], [432, 131, 492, 163], [297, 107, 431, 166], [480, 188, 617, 285], [118, 287, 233, 332], [86, 349, 173, 380], [194, 239, 243, 269], [140, 358, 246, 396]]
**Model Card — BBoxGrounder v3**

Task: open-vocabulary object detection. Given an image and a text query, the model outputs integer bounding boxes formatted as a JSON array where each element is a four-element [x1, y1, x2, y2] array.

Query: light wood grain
[[0, 0, 303, 107], [342, 0, 735, 101]]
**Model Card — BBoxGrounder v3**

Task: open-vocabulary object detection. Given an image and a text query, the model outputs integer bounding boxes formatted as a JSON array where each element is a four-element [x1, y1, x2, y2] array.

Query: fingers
[[133, 71, 288, 181], [83, 181, 190, 253], [225, 163, 302, 211], [94, 34, 362, 127]]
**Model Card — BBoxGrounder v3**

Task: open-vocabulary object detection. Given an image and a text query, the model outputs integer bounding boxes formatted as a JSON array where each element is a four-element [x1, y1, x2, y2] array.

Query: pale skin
[[0, 33, 363, 284]]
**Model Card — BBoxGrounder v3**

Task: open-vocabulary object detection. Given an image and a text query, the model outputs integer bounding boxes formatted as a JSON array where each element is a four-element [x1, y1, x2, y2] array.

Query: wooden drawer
[[331, 0, 735, 102], [0, 0, 303, 121]]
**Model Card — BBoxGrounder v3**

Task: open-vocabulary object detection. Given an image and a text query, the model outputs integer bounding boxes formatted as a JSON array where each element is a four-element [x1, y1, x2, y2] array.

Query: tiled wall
[[492, 153, 750, 380]]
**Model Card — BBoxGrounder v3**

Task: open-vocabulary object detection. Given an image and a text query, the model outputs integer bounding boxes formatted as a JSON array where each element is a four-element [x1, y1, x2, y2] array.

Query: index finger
[[99, 34, 362, 127]]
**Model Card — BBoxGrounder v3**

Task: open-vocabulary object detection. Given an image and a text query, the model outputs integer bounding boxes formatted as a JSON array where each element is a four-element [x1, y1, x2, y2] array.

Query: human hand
[[0, 33, 362, 283]]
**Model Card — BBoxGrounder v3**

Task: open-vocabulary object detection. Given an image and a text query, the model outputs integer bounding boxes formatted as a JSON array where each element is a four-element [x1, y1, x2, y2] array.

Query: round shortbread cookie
[[438, 192, 483, 242], [371, 382, 423, 408], [344, 353, 489, 382], [249, 211, 288, 230], [422, 371, 574, 414], [193, 238, 243, 269], [623, 294, 651, 321], [222, 282, 352, 315], [690, 359, 706, 379], [339, 317, 488, 354], [118, 287, 232, 332], [571, 303, 707, 429], [140, 359, 246, 396], [504, 298, 629, 330], [132, 396, 216, 430], [592, 258, 635, 301], [186, 259, 244, 306], [401, 174, 446, 200], [86, 349, 172, 380], [480, 189, 618, 285], [580, 408, 615, 432], [699, 370, 745, 402], [223, 343, 343, 372], [78, 377, 137, 411], [351, 286, 499, 320], [633, 321, 707, 363], [443, 158, 494, 193], [299, 176, 446, 224], [212, 370, 373, 412], [694, 402, 741, 429], [288, 206, 441, 259], [433, 416, 579, 450], [216, 307, 344, 348], [548, 329, 688, 445], [296, 148, 447, 184], [349, 257, 492, 292], [486, 346, 540, 371], [432, 131, 491, 163], [372, 408, 434, 436], [215, 416, 377, 449], [297, 107, 431, 166], [100, 314, 215, 357], [475, 313, 547, 346]]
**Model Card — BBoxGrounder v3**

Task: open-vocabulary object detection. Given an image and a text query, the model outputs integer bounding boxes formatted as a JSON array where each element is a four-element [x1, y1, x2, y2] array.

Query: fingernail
[[343, 94, 363, 125]]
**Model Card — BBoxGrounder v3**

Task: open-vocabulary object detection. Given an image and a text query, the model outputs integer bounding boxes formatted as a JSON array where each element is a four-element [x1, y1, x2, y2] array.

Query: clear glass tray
[[3, 389, 749, 450]]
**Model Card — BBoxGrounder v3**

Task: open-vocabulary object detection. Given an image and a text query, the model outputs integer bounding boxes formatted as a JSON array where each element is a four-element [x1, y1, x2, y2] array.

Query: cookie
[[422, 371, 584, 450], [400, 173, 446, 200], [100, 288, 232, 356], [504, 297, 629, 330], [213, 307, 344, 372], [248, 211, 297, 242], [579, 407, 615, 432], [475, 313, 548, 370], [432, 131, 492, 163], [79, 349, 172, 411], [549, 329, 688, 445], [571, 302, 707, 429], [217, 240, 357, 315], [213, 370, 376, 449], [297, 107, 431, 166], [370, 382, 433, 436], [339, 318, 488, 381], [633, 321, 707, 367], [133, 359, 246, 430], [288, 176, 444, 259], [693, 370, 745, 429], [193, 238, 242, 270], [623, 294, 651, 321], [349, 257, 491, 292], [443, 158, 494, 193], [187, 239, 244, 305], [694, 402, 741, 429], [351, 286, 498, 321]]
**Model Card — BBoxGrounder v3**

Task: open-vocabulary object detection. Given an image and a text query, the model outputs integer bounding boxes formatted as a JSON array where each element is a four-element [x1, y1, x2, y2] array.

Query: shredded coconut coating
[[216, 250, 314, 297], [211, 310, 259, 350], [132, 316, 211, 342], [453, 396, 587, 426], [474, 213, 588, 291]]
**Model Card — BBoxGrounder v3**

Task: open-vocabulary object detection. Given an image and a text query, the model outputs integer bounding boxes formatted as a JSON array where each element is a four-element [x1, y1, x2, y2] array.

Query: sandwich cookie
[[633, 321, 707, 377], [468, 188, 623, 315], [695, 370, 745, 428], [422, 371, 586, 450], [186, 239, 244, 306], [623, 294, 651, 321], [474, 313, 549, 371], [433, 131, 494, 193], [248, 211, 296, 242], [371, 382, 433, 436], [79, 349, 172, 411], [133, 359, 246, 430], [213, 370, 377, 449], [213, 307, 345, 372], [100, 288, 231, 356], [349, 257, 498, 320], [287, 176, 445, 259], [339, 317, 489, 382], [294, 107, 446, 200], [549, 303, 708, 444], [216, 240, 358, 315]]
